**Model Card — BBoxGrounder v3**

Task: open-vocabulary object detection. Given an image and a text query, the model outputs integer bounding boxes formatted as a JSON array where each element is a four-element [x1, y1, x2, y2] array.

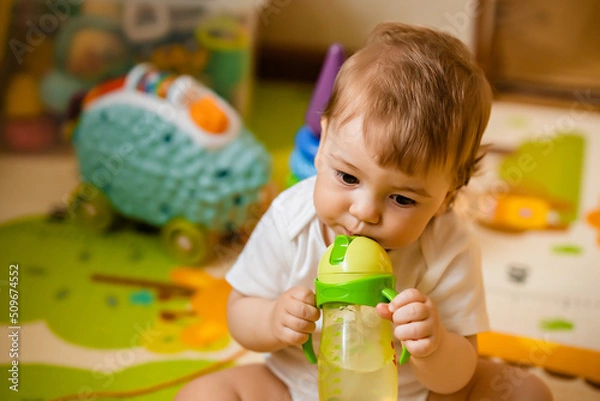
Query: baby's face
[[314, 118, 453, 250]]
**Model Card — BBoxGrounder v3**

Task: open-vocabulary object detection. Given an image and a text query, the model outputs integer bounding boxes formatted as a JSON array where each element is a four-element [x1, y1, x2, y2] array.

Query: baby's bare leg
[[428, 358, 553, 401], [174, 363, 292, 401]]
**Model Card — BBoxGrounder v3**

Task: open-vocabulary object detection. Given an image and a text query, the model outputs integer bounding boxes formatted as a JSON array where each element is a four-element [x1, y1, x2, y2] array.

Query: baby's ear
[[314, 118, 328, 167], [435, 191, 455, 216], [320, 117, 328, 138]]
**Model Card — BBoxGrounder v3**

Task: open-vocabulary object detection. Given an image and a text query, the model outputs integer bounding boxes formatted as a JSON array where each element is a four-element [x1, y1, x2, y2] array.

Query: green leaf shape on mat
[[0, 359, 227, 401], [0, 217, 228, 352], [551, 244, 583, 255], [540, 318, 575, 332]]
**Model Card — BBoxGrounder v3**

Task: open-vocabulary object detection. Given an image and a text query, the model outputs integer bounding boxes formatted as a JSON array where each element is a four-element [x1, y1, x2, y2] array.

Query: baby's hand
[[270, 287, 320, 347], [376, 288, 441, 358]]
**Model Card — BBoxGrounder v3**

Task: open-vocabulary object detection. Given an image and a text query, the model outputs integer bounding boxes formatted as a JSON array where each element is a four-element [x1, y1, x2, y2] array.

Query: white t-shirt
[[226, 176, 489, 401]]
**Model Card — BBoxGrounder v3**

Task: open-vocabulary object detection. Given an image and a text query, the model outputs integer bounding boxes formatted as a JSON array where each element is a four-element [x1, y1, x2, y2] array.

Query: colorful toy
[[303, 235, 409, 400], [69, 63, 271, 264], [149, 43, 209, 77], [479, 194, 562, 232], [121, 1, 253, 113], [123, 2, 210, 77], [586, 201, 600, 246], [288, 44, 345, 185], [476, 133, 585, 233], [195, 16, 251, 108], [122, 1, 207, 44]]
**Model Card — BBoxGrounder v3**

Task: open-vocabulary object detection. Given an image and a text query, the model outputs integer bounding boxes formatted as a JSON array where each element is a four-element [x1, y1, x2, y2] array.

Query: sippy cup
[[302, 235, 410, 401]]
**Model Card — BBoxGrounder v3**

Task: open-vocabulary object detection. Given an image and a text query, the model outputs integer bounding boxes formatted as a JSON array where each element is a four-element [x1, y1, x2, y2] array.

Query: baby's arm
[[377, 288, 478, 394], [227, 287, 321, 352]]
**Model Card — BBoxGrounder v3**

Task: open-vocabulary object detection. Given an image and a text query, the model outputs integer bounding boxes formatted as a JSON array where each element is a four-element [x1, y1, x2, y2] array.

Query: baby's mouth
[[339, 227, 354, 237], [339, 227, 391, 252]]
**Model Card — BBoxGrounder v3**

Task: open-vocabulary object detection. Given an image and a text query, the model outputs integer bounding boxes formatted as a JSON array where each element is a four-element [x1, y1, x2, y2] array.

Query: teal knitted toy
[[70, 64, 271, 263]]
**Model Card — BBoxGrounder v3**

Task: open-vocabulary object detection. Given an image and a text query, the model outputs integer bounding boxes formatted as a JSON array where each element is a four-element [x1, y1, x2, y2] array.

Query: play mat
[[0, 81, 313, 401], [465, 102, 600, 385], [1, 83, 599, 399]]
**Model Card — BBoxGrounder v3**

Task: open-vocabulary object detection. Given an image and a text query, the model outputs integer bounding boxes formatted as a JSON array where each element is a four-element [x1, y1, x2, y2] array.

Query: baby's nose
[[349, 199, 380, 224]]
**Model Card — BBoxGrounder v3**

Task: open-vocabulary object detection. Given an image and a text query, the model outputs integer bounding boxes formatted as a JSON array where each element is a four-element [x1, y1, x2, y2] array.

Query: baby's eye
[[337, 171, 358, 185], [391, 195, 416, 206]]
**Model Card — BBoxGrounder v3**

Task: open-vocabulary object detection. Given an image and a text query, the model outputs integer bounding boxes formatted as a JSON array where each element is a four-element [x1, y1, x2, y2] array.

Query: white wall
[[257, 0, 482, 52]]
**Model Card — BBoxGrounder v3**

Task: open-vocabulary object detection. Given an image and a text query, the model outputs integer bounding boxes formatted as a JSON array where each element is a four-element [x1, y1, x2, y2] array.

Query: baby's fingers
[[401, 336, 439, 358], [282, 313, 317, 334], [278, 313, 316, 346], [391, 302, 429, 325], [389, 288, 427, 312], [286, 298, 320, 322], [393, 320, 433, 342], [289, 286, 317, 306], [279, 325, 312, 345], [376, 303, 393, 320]]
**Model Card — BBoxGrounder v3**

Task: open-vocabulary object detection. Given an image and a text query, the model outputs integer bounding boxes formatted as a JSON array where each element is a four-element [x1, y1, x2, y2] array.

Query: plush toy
[[69, 64, 272, 264]]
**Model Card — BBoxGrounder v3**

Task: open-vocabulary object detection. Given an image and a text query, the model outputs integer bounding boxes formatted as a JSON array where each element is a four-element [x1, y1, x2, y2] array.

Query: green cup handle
[[302, 334, 317, 364], [381, 288, 411, 365], [302, 287, 411, 365]]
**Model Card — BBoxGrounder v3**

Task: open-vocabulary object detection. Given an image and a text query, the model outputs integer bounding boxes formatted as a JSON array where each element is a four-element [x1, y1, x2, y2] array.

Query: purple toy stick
[[305, 43, 345, 137]]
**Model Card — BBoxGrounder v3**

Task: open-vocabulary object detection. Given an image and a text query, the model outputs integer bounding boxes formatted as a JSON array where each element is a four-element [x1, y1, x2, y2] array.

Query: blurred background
[[2, 0, 599, 154], [0, 1, 599, 400]]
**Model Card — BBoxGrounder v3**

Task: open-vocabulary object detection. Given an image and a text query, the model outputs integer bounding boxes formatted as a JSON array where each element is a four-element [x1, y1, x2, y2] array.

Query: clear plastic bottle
[[318, 302, 397, 401], [301, 235, 409, 400]]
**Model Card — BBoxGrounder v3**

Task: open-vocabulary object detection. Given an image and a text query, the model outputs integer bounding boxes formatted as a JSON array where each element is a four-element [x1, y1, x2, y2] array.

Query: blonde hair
[[322, 22, 493, 190]]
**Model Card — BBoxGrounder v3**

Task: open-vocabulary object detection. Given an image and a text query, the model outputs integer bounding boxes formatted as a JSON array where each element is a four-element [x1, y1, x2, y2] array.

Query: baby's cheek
[[402, 218, 430, 243]]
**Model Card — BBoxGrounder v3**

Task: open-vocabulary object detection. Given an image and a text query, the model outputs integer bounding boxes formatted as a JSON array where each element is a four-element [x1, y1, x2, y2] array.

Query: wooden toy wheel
[[161, 218, 209, 264], [69, 183, 115, 232]]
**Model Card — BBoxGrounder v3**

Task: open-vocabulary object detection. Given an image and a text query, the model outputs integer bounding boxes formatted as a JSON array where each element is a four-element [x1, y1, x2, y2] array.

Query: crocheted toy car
[[69, 64, 271, 264]]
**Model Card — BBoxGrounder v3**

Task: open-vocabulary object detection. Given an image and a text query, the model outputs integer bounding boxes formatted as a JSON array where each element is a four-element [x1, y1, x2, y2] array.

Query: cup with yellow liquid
[[303, 235, 410, 401]]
